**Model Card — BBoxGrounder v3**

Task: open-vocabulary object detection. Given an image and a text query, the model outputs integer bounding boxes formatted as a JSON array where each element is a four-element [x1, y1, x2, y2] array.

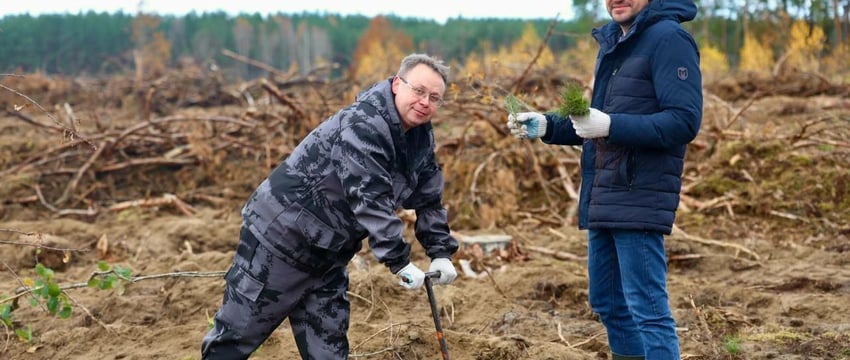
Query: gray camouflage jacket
[[241, 78, 458, 274]]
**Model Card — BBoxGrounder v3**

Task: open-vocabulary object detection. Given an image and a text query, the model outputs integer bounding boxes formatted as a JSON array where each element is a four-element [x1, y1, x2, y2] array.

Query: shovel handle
[[400, 271, 441, 284], [424, 271, 450, 360]]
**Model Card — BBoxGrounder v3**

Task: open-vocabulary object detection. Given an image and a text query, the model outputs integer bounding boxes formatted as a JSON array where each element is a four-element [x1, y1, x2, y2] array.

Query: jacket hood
[[597, 0, 697, 42], [645, 0, 697, 24]]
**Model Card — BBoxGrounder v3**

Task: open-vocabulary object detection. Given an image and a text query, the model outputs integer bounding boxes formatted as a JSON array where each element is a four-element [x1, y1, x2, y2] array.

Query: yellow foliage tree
[[784, 20, 826, 73], [486, 23, 555, 78], [699, 43, 730, 83], [557, 38, 598, 84], [738, 33, 774, 73], [131, 14, 172, 82], [820, 44, 850, 82], [462, 51, 486, 79], [349, 16, 413, 84]]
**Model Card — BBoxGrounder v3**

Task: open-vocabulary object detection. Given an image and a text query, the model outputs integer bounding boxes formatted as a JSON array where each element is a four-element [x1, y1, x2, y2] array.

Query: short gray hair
[[397, 53, 450, 85]]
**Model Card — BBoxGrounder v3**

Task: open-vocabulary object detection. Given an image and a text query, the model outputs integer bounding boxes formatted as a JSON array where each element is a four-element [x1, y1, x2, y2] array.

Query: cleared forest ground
[[1, 65, 849, 359]]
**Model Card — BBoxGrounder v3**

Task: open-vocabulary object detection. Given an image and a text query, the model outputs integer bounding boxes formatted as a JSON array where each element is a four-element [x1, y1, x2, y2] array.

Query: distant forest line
[[0, 4, 847, 80]]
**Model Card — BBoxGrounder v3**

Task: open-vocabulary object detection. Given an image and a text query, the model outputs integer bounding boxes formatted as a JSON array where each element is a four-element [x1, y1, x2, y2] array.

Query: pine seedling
[[557, 82, 589, 117], [504, 93, 534, 117], [505, 94, 539, 137]]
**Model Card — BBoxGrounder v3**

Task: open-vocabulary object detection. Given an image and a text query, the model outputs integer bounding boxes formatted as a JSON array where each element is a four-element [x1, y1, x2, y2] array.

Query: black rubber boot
[[611, 354, 645, 360]]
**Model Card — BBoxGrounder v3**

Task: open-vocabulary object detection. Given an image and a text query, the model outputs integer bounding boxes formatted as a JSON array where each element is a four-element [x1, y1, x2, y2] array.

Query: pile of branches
[[705, 69, 850, 102], [1, 60, 848, 239], [0, 54, 578, 226]]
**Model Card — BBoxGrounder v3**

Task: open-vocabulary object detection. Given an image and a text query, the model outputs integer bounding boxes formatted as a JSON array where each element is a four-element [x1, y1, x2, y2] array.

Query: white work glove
[[507, 112, 547, 139], [395, 262, 425, 290], [570, 108, 611, 138], [428, 258, 458, 285]]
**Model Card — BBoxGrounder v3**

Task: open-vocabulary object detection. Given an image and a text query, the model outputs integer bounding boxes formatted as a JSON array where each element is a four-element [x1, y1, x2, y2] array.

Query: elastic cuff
[[386, 259, 410, 275]]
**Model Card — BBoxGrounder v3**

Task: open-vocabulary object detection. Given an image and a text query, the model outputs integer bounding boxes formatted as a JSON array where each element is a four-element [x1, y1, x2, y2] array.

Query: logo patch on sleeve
[[677, 67, 689, 80]]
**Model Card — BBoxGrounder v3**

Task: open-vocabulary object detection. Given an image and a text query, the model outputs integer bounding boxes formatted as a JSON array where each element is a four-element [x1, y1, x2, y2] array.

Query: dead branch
[[108, 115, 254, 151], [555, 164, 579, 201], [96, 156, 197, 173], [2, 107, 65, 132], [523, 142, 557, 213], [0, 228, 37, 237], [3, 270, 228, 306], [556, 322, 604, 349], [260, 78, 307, 119], [511, 16, 560, 93], [222, 49, 294, 80], [54, 141, 106, 205], [350, 321, 412, 353], [689, 294, 719, 355], [0, 233, 88, 253], [65, 293, 111, 333], [0, 79, 96, 149], [108, 194, 197, 216], [1, 110, 263, 217], [483, 267, 508, 298], [34, 184, 98, 217], [470, 151, 501, 207], [0, 135, 108, 178], [792, 137, 850, 150], [525, 245, 586, 262], [670, 224, 760, 261], [722, 92, 760, 132]]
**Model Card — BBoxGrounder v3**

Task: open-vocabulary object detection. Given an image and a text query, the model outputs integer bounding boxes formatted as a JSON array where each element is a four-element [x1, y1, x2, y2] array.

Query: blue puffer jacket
[[541, 0, 702, 234]]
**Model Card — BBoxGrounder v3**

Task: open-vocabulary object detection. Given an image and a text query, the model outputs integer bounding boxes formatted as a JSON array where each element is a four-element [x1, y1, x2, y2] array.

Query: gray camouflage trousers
[[201, 227, 351, 359]]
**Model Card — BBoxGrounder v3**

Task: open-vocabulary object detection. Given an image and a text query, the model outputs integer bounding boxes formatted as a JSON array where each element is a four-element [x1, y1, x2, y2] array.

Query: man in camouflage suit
[[201, 53, 459, 360]]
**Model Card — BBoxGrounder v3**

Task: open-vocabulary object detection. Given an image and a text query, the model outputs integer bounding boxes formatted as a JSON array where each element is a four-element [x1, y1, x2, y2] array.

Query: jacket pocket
[[595, 144, 632, 189], [295, 208, 344, 253], [291, 208, 350, 273], [224, 265, 263, 302]]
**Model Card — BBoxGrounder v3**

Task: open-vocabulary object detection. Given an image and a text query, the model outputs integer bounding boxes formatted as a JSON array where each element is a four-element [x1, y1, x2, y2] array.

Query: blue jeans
[[587, 229, 680, 359]]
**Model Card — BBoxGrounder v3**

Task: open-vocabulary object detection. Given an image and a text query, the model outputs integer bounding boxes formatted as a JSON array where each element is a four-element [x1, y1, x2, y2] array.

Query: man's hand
[[428, 258, 458, 285], [396, 262, 425, 290], [507, 112, 547, 139], [570, 108, 611, 138]]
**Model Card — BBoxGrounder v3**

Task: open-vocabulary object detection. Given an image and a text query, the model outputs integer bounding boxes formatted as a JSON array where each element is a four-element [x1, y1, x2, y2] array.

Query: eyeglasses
[[398, 76, 444, 106]]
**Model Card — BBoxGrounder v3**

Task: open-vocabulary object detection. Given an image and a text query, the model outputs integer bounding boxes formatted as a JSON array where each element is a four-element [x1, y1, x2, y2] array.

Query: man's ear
[[391, 75, 401, 94]]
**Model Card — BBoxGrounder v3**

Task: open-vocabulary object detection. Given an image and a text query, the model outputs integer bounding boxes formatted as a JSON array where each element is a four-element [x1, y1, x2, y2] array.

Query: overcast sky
[[2, 1, 575, 23]]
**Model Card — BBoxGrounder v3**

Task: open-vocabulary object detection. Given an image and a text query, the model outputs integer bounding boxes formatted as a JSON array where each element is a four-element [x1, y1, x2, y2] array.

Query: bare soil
[[1, 67, 849, 359]]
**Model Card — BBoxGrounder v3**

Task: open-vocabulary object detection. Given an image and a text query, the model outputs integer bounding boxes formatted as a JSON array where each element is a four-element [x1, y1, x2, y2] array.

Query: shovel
[[424, 271, 450, 360], [401, 271, 450, 359]]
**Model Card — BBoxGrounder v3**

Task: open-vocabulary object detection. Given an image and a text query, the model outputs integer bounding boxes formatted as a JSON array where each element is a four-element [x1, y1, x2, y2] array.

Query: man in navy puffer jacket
[[507, 0, 702, 358]]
